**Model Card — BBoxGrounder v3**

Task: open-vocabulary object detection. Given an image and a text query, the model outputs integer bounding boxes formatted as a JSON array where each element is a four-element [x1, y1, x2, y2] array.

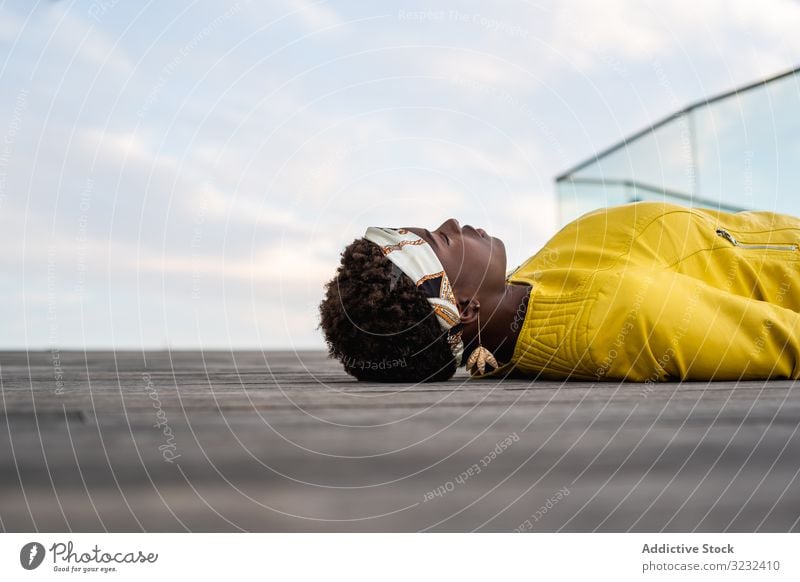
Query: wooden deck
[[1, 350, 798, 532]]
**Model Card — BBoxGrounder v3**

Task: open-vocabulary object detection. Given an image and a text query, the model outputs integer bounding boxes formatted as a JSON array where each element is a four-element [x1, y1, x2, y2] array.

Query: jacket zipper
[[716, 228, 799, 251]]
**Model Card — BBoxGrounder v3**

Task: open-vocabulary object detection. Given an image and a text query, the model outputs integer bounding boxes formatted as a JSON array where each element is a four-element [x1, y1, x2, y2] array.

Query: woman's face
[[402, 218, 508, 299]]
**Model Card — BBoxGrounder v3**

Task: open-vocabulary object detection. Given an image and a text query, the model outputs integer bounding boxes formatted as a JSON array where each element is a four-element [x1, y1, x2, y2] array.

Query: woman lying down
[[318, 201, 800, 383]]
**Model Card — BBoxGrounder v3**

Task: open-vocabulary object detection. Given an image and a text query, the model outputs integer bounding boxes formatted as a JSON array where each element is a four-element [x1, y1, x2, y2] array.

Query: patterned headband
[[364, 226, 465, 366]]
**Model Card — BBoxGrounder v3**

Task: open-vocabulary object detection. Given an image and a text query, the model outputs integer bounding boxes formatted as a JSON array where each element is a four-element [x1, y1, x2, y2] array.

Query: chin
[[491, 234, 505, 252], [490, 236, 507, 269]]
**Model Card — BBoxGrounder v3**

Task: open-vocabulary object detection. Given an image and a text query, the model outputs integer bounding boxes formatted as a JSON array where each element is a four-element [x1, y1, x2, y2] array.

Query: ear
[[457, 296, 480, 326]]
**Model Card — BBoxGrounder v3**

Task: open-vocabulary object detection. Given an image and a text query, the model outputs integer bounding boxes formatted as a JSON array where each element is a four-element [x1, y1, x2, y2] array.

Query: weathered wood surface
[[1, 350, 798, 532]]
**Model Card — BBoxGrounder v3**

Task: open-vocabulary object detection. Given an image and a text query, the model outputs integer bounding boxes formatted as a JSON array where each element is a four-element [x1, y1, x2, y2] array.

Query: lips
[[454, 221, 489, 239], [467, 225, 488, 238]]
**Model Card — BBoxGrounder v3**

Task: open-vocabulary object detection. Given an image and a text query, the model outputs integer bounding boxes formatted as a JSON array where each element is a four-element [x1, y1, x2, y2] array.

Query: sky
[[1, 0, 799, 350]]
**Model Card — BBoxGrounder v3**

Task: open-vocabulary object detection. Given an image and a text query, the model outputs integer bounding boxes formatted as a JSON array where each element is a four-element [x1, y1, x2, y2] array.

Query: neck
[[473, 283, 532, 365]]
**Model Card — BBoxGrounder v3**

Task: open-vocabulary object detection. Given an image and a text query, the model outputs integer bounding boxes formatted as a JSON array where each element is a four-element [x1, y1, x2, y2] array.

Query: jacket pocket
[[716, 227, 799, 251]]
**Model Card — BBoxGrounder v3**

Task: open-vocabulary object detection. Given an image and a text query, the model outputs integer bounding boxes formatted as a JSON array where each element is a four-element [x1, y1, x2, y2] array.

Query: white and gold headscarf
[[364, 226, 465, 366]]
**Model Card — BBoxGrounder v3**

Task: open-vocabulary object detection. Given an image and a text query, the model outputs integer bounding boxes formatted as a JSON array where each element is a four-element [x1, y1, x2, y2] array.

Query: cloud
[[279, 0, 346, 33], [81, 128, 162, 163], [550, 2, 667, 65], [192, 183, 314, 235], [548, 0, 800, 78], [137, 244, 332, 283], [0, 9, 23, 43], [45, 4, 134, 75], [425, 50, 535, 92]]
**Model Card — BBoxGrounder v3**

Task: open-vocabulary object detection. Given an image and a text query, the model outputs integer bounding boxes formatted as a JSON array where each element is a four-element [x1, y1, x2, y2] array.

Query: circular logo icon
[[20, 542, 46, 570]]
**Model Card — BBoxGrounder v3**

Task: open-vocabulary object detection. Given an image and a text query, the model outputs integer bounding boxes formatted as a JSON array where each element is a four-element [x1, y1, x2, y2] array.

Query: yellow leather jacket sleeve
[[586, 267, 800, 382]]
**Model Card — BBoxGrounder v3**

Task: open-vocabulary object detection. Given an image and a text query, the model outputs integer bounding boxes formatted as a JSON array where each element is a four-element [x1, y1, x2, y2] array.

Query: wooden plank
[[1, 350, 798, 532]]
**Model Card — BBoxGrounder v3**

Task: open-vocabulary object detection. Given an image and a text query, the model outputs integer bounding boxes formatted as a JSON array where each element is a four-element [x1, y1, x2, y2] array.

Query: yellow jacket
[[486, 201, 800, 381]]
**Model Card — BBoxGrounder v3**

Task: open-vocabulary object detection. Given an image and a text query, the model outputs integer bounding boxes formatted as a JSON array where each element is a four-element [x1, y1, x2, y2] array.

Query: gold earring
[[466, 311, 499, 376]]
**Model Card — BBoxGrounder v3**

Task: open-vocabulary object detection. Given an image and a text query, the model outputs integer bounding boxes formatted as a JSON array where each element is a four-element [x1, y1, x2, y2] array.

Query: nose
[[441, 218, 461, 232]]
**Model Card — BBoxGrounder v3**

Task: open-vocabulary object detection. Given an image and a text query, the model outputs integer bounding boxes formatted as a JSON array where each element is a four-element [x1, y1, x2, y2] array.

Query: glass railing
[[555, 66, 800, 225]]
